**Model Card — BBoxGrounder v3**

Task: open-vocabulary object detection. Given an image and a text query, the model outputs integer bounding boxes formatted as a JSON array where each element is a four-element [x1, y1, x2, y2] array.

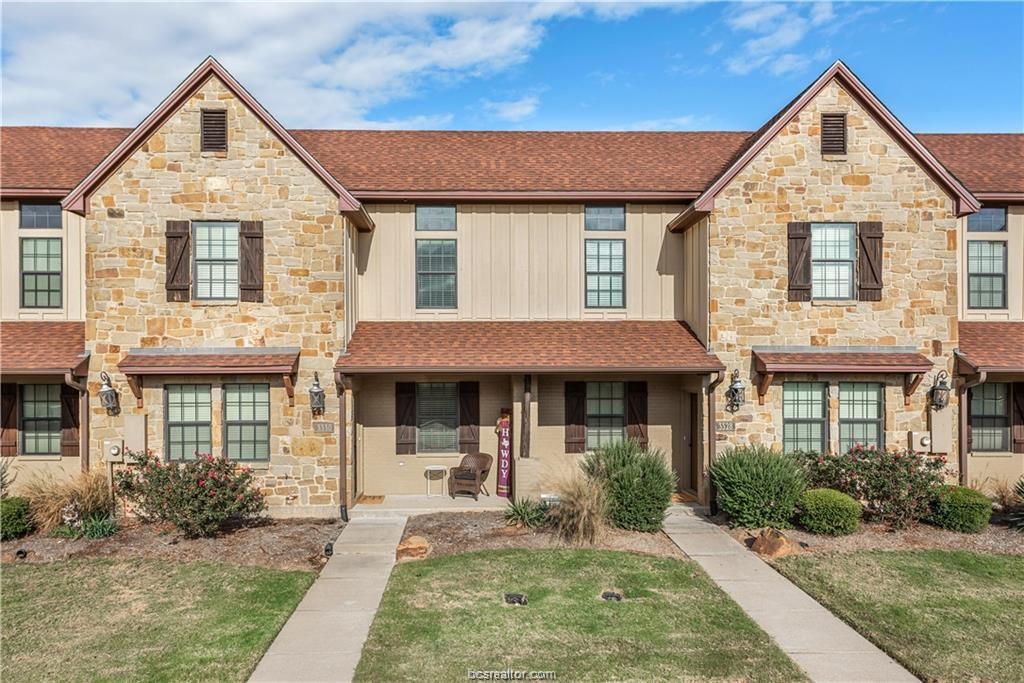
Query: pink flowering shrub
[[114, 450, 265, 537], [794, 444, 946, 529]]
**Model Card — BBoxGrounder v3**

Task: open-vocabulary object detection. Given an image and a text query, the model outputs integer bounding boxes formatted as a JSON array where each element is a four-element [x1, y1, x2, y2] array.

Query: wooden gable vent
[[200, 109, 228, 152], [821, 113, 847, 155]]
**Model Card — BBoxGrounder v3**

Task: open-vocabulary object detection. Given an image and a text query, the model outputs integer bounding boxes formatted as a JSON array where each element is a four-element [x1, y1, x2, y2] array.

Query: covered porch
[[335, 320, 724, 510]]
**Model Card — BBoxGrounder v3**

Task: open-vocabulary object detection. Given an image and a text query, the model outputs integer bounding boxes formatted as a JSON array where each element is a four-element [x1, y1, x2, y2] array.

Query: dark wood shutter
[[60, 384, 80, 458], [564, 381, 586, 454], [395, 382, 417, 455], [857, 222, 884, 302], [0, 384, 17, 457], [1012, 384, 1024, 454], [821, 113, 847, 154], [626, 381, 649, 448], [165, 220, 191, 302], [787, 222, 812, 302], [965, 388, 973, 452], [239, 221, 264, 302], [200, 109, 227, 152], [458, 381, 480, 453]]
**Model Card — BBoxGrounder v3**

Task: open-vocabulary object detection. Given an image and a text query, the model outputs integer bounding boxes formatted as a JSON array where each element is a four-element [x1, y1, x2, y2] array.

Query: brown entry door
[[689, 393, 700, 492]]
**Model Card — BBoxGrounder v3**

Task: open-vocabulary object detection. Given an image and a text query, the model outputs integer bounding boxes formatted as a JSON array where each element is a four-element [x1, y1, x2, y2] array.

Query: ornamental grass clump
[[709, 445, 805, 529], [115, 450, 265, 538], [21, 470, 113, 534], [582, 439, 676, 532], [928, 485, 992, 533], [548, 475, 606, 546]]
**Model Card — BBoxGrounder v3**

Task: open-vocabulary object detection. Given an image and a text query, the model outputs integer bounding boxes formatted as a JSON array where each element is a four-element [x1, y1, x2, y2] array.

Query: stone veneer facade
[[707, 80, 960, 466], [84, 75, 350, 517]]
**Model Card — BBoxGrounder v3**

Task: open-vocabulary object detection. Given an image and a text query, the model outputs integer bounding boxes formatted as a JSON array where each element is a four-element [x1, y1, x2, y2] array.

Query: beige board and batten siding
[[0, 202, 86, 320], [356, 204, 692, 322], [958, 204, 1024, 321]]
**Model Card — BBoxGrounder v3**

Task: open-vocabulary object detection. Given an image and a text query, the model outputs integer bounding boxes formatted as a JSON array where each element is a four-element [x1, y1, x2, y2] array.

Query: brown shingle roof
[[336, 321, 722, 373], [0, 321, 87, 373], [957, 322, 1024, 372], [753, 349, 933, 373], [118, 347, 300, 375], [3, 126, 1020, 196]]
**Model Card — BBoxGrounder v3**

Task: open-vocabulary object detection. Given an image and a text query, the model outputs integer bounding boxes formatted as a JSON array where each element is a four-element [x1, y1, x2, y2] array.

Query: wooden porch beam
[[520, 374, 532, 459]]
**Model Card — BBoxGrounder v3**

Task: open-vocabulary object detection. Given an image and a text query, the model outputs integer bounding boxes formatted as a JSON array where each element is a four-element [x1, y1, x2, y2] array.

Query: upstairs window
[[967, 206, 1007, 232], [967, 241, 1007, 309], [811, 223, 856, 300], [19, 202, 62, 229], [193, 221, 239, 300], [820, 113, 847, 154], [20, 237, 62, 308], [200, 109, 228, 152], [416, 382, 459, 452], [415, 205, 456, 231], [585, 239, 625, 308], [585, 205, 625, 231], [415, 239, 457, 309]]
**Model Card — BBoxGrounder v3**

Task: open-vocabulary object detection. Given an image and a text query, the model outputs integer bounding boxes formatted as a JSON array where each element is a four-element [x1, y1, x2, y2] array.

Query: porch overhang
[[955, 322, 1024, 377], [751, 346, 933, 406], [0, 321, 89, 383], [118, 347, 300, 408]]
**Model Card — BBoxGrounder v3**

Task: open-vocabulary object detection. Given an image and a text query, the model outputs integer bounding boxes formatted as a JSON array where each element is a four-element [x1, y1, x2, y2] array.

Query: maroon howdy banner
[[497, 412, 512, 498]]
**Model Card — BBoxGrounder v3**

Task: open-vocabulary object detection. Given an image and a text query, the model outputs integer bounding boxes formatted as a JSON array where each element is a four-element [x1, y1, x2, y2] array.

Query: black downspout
[[707, 370, 725, 516]]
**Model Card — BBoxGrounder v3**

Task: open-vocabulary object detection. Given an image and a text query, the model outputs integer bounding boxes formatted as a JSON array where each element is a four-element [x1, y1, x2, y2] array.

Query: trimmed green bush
[[709, 446, 806, 528], [581, 439, 676, 532], [1, 497, 34, 540], [928, 485, 992, 533], [798, 488, 861, 536]]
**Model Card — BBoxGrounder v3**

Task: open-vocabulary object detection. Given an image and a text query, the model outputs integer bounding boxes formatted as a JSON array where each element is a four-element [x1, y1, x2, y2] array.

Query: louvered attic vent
[[201, 109, 228, 152], [821, 113, 847, 155]]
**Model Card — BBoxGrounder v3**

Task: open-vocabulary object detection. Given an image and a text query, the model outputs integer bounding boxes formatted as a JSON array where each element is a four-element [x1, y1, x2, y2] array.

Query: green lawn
[[776, 550, 1024, 682], [356, 548, 804, 682], [1, 559, 314, 682]]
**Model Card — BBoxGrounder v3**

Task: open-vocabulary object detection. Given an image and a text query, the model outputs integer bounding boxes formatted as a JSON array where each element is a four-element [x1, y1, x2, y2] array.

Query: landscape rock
[[396, 535, 431, 562], [751, 528, 799, 558]]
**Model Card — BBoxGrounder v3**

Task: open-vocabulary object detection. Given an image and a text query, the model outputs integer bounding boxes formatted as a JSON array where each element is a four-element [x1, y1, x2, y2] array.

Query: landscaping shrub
[[709, 445, 805, 528], [797, 488, 861, 536], [504, 497, 548, 529], [115, 450, 265, 538], [1012, 477, 1024, 531], [581, 439, 675, 532], [796, 445, 946, 529], [927, 485, 992, 533], [81, 513, 118, 539], [1, 496, 34, 540], [547, 475, 606, 545], [22, 470, 112, 533], [0, 457, 15, 498]]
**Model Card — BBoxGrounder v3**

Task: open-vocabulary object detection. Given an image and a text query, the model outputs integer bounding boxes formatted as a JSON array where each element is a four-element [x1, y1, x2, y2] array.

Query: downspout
[[335, 371, 350, 523], [706, 370, 725, 516], [64, 371, 89, 473], [955, 353, 986, 487]]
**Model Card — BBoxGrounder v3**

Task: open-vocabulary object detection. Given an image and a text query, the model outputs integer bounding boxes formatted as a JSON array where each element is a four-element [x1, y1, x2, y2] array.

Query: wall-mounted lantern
[[309, 372, 326, 416], [929, 370, 951, 411], [98, 371, 120, 415], [724, 369, 745, 414]]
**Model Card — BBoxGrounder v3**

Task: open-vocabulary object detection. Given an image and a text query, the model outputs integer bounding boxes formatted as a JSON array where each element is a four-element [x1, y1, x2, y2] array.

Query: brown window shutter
[[0, 384, 17, 457], [200, 109, 227, 152], [60, 384, 80, 458], [626, 381, 649, 448], [787, 222, 812, 301], [564, 381, 586, 453], [239, 221, 264, 303], [1012, 384, 1024, 454], [821, 113, 847, 154], [395, 382, 417, 455], [458, 381, 480, 453], [165, 220, 191, 302], [965, 388, 973, 452], [857, 222, 884, 302]]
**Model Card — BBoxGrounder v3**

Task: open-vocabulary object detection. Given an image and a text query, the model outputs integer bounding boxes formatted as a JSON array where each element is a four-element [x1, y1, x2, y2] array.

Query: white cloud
[[0, 2, 638, 128], [623, 114, 700, 131], [722, 2, 842, 77], [480, 95, 540, 122]]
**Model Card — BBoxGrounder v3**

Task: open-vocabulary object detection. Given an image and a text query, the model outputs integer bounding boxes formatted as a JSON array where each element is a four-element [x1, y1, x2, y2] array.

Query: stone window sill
[[822, 154, 848, 162], [810, 300, 857, 308], [191, 299, 238, 307], [16, 454, 62, 461]]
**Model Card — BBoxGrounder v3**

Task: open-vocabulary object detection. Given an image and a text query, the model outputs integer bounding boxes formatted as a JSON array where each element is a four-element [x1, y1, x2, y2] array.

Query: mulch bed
[[403, 511, 684, 560], [0, 517, 344, 572]]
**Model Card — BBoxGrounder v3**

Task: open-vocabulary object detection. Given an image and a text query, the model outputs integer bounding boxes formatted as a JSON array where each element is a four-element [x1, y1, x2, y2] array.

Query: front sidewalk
[[663, 507, 916, 683]]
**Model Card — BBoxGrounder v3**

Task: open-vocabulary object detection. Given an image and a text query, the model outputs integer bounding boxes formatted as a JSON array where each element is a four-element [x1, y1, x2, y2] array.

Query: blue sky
[[2, 2, 1021, 133]]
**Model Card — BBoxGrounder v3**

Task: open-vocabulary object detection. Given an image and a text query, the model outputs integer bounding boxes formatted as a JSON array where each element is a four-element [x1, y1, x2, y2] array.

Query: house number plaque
[[313, 421, 334, 433], [715, 420, 736, 432]]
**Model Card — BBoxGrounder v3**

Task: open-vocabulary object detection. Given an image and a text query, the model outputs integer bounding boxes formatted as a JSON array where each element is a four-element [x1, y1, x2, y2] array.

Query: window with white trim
[[810, 223, 855, 300], [416, 382, 459, 452], [20, 237, 62, 308], [586, 382, 626, 450], [585, 239, 625, 308], [415, 205, 456, 231], [971, 383, 1010, 452], [967, 241, 1007, 309], [783, 382, 828, 453], [839, 383, 884, 452]]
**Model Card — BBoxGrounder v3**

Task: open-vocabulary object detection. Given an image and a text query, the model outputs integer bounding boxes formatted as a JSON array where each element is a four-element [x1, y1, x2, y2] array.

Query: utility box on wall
[[928, 405, 953, 455], [124, 414, 148, 454]]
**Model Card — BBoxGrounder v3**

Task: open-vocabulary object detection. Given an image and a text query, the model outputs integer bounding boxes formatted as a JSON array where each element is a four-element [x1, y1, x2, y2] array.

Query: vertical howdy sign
[[497, 411, 512, 498]]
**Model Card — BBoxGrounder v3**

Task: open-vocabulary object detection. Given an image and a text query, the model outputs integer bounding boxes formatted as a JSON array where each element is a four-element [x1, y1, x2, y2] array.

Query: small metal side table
[[424, 464, 448, 497]]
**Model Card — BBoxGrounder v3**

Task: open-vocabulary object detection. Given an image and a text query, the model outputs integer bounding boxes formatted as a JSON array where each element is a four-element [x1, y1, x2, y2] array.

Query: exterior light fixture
[[929, 370, 951, 411], [309, 372, 326, 416], [98, 371, 120, 415], [724, 370, 745, 414]]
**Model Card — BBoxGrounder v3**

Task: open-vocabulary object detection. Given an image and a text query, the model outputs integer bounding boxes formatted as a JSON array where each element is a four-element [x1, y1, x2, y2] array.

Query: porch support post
[[335, 371, 351, 522], [958, 370, 986, 487], [64, 371, 89, 472], [707, 370, 725, 515], [520, 374, 532, 459]]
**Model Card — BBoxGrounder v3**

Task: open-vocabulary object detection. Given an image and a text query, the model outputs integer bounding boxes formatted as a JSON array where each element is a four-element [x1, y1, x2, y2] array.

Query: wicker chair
[[448, 453, 493, 500]]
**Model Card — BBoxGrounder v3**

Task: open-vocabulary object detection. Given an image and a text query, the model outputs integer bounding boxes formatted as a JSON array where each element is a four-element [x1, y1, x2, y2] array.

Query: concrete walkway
[[664, 507, 916, 683], [249, 516, 407, 683]]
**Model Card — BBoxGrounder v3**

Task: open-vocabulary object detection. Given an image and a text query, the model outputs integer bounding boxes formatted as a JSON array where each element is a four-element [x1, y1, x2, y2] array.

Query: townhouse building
[[0, 58, 1021, 517]]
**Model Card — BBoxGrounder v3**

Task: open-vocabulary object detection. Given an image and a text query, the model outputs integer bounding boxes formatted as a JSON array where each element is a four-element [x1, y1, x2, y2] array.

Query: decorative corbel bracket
[[903, 372, 924, 407], [126, 375, 143, 409], [283, 374, 295, 407], [755, 372, 775, 405]]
